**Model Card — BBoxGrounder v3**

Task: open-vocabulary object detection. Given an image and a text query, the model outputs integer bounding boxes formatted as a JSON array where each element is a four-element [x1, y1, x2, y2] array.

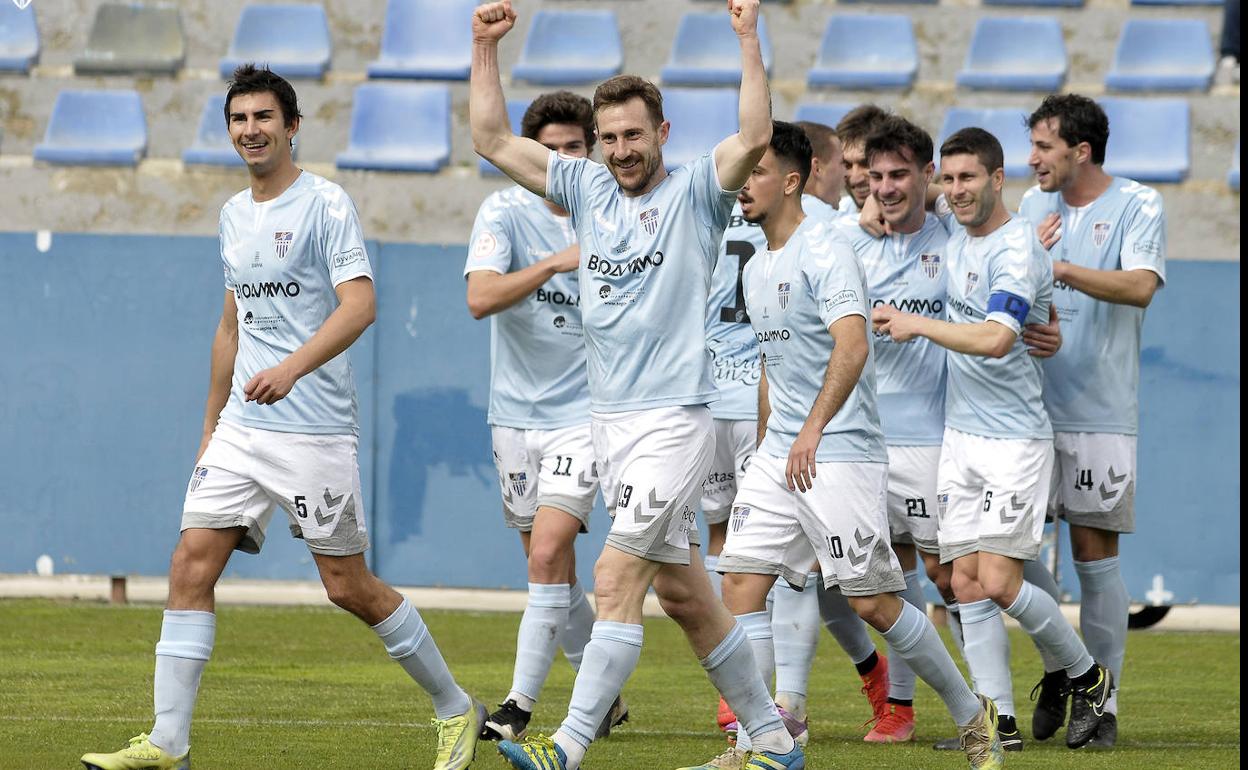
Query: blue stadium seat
[[1106, 19, 1215, 91], [939, 107, 1033, 177], [1099, 98, 1189, 183], [511, 10, 622, 85], [957, 17, 1067, 91], [1132, 0, 1221, 7], [368, 0, 477, 80], [74, 3, 184, 75], [34, 90, 147, 166], [1230, 140, 1240, 192], [0, 1, 39, 73], [793, 103, 857, 129], [985, 0, 1084, 8], [336, 83, 450, 172], [661, 88, 737, 171], [808, 15, 917, 89], [219, 4, 331, 80], [660, 11, 774, 85], [480, 99, 532, 176]]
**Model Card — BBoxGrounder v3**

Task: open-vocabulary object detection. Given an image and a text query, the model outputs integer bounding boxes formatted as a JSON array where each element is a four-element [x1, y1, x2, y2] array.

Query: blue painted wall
[[0, 233, 1238, 604]]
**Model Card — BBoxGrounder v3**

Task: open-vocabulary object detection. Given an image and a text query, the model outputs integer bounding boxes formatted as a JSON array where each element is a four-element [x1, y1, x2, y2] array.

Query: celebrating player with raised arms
[[465, 90, 629, 745], [470, 2, 805, 769]]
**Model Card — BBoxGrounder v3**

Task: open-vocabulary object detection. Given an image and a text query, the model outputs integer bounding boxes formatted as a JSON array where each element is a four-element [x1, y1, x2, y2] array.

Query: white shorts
[[701, 418, 757, 525], [182, 421, 368, 556], [1049, 432, 1137, 534], [592, 405, 712, 564], [886, 444, 941, 555], [937, 427, 1053, 564], [718, 453, 904, 596], [491, 423, 600, 532]]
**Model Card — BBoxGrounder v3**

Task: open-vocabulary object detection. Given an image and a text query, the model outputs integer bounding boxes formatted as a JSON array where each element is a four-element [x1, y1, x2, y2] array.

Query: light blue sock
[[882, 602, 982, 726], [816, 580, 875, 664], [773, 573, 820, 704], [149, 610, 214, 756], [1023, 560, 1066, 673], [508, 582, 570, 707], [562, 581, 595, 671], [886, 569, 925, 701], [737, 611, 776, 688], [702, 623, 793, 756], [554, 621, 643, 767], [704, 554, 724, 597], [1003, 581, 1095, 680], [372, 599, 470, 719], [1074, 557, 1128, 714], [960, 598, 1016, 717], [946, 601, 966, 660]]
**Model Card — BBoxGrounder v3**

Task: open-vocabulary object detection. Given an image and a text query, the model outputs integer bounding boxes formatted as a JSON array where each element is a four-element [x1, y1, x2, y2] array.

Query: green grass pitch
[[0, 599, 1238, 769]]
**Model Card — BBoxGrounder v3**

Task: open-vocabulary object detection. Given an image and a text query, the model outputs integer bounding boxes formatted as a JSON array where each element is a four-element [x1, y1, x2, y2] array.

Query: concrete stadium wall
[[0, 233, 1238, 605]]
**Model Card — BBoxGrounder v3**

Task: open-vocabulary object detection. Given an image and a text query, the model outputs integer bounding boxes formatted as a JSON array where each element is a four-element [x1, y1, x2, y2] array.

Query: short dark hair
[[940, 127, 1004, 175], [1026, 94, 1110, 165], [836, 104, 890, 149], [864, 115, 933, 168], [224, 63, 302, 127], [770, 120, 813, 192], [592, 75, 664, 127], [794, 120, 838, 162], [521, 91, 595, 151]]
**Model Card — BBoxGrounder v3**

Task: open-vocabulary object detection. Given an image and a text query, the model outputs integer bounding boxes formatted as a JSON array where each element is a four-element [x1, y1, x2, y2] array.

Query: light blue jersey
[[836, 213, 949, 446], [465, 185, 590, 429], [218, 171, 372, 435], [708, 196, 849, 420], [547, 152, 735, 413], [744, 216, 887, 463], [1019, 178, 1166, 435], [943, 217, 1054, 440]]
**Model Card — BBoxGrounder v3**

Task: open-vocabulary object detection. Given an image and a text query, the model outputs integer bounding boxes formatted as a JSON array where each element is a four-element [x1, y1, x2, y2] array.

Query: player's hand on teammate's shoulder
[[244, 363, 300, 405], [548, 244, 580, 274], [728, 0, 761, 35], [1023, 304, 1062, 358], [1037, 212, 1062, 251], [473, 0, 516, 43], [858, 196, 889, 238]]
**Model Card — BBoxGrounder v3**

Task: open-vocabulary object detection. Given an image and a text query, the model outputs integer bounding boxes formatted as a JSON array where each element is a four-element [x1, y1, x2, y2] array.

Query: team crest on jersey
[[508, 472, 528, 497], [965, 271, 979, 295], [639, 207, 661, 236], [777, 282, 791, 310], [273, 231, 294, 260], [730, 505, 751, 533], [920, 253, 940, 279], [1092, 221, 1112, 247], [188, 466, 209, 493]]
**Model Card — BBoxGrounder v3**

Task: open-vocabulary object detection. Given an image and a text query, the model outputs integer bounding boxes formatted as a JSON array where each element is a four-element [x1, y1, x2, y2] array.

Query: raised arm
[[712, 0, 772, 191], [470, 1, 553, 195]]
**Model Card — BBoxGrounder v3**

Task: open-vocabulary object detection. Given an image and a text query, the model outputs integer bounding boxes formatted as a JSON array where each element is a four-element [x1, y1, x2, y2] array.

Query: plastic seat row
[[0, 3, 1223, 93], [29, 87, 1228, 187]]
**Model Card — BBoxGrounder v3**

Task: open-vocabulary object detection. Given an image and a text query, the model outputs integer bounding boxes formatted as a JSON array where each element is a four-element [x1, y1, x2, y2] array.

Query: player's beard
[[611, 149, 662, 194]]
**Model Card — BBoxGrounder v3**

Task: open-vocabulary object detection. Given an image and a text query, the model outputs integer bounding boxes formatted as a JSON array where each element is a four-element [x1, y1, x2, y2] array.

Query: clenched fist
[[473, 1, 516, 44]]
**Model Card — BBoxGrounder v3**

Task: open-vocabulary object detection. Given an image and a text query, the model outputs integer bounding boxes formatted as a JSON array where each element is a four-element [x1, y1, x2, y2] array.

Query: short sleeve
[[219, 212, 235, 290], [1119, 189, 1167, 288], [690, 153, 737, 233], [321, 194, 373, 287], [546, 151, 594, 220], [984, 225, 1037, 333], [933, 193, 957, 234], [465, 196, 514, 276], [805, 231, 869, 329]]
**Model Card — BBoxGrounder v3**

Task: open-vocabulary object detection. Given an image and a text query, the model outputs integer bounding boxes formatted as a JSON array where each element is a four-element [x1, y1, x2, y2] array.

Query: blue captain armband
[[987, 291, 1031, 326]]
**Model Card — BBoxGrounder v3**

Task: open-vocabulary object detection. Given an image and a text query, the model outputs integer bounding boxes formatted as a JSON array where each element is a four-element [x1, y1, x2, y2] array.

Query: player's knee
[[977, 571, 1020, 607], [847, 594, 892, 630], [950, 569, 983, 603], [528, 537, 571, 580]]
